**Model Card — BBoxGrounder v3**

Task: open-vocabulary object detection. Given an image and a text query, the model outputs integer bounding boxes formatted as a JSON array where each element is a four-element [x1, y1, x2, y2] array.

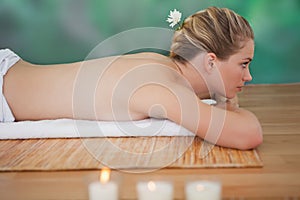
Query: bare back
[[4, 52, 186, 121]]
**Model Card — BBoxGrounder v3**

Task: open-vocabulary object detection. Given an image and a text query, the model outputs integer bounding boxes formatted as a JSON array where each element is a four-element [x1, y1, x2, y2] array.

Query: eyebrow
[[242, 57, 253, 62]]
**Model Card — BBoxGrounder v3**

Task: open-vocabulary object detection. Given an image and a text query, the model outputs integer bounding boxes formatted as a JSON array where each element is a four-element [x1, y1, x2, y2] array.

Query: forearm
[[204, 105, 263, 150], [200, 94, 263, 149]]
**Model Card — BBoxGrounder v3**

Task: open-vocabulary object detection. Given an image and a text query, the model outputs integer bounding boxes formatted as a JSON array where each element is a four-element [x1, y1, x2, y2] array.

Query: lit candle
[[88, 168, 118, 200], [185, 180, 221, 200], [137, 181, 173, 200]]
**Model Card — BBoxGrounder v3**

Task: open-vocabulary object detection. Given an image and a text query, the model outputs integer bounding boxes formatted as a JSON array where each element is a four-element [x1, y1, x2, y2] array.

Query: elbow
[[235, 123, 263, 150]]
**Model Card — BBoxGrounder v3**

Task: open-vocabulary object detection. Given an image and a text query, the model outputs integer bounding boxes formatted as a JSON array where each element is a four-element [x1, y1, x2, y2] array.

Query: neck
[[172, 59, 211, 99]]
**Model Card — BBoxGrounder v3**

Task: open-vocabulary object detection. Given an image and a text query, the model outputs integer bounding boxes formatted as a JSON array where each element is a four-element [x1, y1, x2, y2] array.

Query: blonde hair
[[169, 7, 254, 63]]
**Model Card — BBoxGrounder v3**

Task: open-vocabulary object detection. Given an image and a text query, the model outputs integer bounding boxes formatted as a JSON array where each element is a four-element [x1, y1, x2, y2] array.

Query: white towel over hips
[[0, 49, 20, 122]]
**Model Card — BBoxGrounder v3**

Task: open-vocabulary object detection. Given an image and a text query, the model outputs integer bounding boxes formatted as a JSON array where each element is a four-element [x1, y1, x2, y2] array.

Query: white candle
[[88, 168, 118, 200], [185, 180, 221, 200], [137, 181, 173, 200]]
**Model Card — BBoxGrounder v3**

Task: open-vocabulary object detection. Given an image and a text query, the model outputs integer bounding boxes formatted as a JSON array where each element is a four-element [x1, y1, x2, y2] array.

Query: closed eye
[[241, 60, 252, 68], [241, 62, 249, 68], [241, 58, 253, 68]]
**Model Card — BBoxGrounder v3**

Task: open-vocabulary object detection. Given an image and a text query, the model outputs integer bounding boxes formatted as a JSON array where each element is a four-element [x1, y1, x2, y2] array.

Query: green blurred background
[[1, 0, 300, 84]]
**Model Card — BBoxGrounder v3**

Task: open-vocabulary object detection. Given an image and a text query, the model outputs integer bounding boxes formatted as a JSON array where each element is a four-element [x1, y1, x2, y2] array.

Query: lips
[[237, 86, 243, 91]]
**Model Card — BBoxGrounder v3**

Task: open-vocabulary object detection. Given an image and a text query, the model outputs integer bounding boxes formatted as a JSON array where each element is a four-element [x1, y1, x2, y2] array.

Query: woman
[[1, 7, 262, 149]]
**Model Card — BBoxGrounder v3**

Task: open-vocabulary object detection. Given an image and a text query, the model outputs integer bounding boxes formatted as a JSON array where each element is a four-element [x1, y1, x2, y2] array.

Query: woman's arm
[[204, 105, 263, 150], [130, 84, 263, 150]]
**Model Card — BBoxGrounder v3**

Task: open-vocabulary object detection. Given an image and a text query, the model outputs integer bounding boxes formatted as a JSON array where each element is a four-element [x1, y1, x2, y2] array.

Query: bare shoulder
[[129, 73, 197, 119]]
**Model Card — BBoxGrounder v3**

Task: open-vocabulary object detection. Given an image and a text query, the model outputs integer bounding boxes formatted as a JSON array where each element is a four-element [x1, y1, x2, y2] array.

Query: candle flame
[[100, 168, 111, 183], [147, 181, 156, 191]]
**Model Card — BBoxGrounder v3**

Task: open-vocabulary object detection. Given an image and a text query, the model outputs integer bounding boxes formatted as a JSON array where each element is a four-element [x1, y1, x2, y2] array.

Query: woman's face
[[215, 40, 254, 98]]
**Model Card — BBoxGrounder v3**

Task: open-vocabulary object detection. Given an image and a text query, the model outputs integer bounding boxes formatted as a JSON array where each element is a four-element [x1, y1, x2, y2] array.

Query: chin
[[214, 88, 236, 99], [225, 92, 237, 99]]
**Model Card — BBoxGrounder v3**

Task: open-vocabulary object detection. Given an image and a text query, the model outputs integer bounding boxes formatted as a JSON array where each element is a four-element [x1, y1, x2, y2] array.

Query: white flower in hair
[[166, 9, 182, 28]]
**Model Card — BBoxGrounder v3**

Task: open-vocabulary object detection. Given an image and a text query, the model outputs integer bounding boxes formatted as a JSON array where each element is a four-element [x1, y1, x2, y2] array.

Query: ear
[[204, 53, 217, 74]]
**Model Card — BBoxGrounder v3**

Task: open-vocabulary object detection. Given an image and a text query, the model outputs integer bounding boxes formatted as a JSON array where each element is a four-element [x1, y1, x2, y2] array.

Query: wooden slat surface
[[1, 83, 300, 200], [0, 136, 262, 171]]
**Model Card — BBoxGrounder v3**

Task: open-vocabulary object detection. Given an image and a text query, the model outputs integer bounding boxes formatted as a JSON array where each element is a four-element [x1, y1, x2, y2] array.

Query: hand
[[213, 94, 239, 111]]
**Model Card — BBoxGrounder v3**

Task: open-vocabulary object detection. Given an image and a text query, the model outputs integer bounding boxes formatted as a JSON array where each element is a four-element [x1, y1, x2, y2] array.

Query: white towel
[[0, 118, 195, 139], [0, 49, 20, 122]]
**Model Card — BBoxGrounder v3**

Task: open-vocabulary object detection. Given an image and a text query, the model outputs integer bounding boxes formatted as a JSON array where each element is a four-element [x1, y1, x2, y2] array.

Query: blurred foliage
[[0, 0, 300, 83]]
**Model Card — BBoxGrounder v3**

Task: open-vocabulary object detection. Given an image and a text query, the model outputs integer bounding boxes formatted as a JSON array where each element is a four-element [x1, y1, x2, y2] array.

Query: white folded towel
[[0, 99, 215, 139], [0, 118, 195, 139]]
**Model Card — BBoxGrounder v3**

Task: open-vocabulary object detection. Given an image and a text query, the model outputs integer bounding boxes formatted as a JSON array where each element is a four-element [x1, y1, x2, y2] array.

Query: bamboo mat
[[0, 137, 263, 171]]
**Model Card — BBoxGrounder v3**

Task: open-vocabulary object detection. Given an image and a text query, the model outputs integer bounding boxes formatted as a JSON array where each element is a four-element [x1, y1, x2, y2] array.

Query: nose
[[243, 68, 252, 82]]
